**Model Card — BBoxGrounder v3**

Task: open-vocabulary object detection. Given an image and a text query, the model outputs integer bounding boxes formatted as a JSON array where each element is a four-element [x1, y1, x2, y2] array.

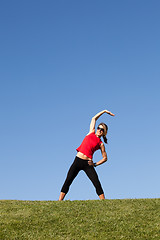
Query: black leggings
[[61, 156, 104, 196]]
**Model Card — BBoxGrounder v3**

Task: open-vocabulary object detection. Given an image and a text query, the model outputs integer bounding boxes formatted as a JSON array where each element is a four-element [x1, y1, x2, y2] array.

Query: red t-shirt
[[76, 132, 102, 159]]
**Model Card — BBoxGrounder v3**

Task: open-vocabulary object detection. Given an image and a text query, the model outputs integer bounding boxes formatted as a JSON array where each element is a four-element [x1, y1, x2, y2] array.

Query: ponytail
[[103, 135, 108, 144]]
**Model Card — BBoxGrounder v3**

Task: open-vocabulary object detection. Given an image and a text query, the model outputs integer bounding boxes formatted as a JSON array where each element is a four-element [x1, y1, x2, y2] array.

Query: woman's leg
[[83, 166, 105, 199], [59, 157, 80, 201]]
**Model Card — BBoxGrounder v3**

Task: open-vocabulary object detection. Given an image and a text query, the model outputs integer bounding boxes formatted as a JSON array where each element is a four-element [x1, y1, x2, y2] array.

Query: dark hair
[[103, 135, 108, 144], [98, 123, 108, 144]]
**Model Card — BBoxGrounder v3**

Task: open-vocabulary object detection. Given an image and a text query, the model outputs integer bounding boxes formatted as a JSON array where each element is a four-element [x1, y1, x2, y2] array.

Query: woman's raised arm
[[89, 110, 115, 133]]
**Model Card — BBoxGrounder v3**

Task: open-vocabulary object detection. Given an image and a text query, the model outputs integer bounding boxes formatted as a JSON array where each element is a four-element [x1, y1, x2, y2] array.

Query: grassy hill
[[0, 199, 159, 239]]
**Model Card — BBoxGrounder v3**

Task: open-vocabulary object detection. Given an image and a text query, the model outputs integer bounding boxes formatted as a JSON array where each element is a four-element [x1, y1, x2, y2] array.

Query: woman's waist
[[76, 152, 92, 161]]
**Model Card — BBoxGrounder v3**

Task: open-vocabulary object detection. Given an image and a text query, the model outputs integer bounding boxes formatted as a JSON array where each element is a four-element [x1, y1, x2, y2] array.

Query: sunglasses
[[97, 126, 104, 133]]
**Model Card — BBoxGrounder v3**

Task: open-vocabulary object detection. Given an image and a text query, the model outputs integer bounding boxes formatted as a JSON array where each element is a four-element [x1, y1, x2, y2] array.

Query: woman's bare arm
[[88, 143, 107, 166], [89, 109, 115, 133]]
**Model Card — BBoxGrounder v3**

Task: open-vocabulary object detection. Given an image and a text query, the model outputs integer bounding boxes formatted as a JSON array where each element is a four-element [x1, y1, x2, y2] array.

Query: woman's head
[[96, 123, 108, 143]]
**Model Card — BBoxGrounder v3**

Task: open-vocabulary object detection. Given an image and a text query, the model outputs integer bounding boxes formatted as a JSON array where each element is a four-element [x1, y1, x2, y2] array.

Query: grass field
[[0, 199, 159, 239]]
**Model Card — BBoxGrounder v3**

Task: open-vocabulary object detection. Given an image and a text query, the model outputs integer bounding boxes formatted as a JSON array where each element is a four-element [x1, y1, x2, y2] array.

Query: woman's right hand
[[106, 110, 115, 116]]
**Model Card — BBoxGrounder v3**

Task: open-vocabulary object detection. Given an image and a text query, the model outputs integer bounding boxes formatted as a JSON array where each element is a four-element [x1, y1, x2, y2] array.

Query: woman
[[59, 109, 115, 201]]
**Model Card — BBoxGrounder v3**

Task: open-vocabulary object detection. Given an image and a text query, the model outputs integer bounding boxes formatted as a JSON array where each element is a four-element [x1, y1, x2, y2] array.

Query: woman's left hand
[[88, 160, 94, 166]]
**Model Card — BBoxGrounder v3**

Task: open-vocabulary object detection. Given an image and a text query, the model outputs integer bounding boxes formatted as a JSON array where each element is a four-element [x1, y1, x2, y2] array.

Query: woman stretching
[[59, 109, 115, 201]]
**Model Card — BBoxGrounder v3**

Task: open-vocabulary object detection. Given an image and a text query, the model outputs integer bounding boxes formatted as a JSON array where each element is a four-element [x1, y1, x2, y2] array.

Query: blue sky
[[0, 0, 160, 201]]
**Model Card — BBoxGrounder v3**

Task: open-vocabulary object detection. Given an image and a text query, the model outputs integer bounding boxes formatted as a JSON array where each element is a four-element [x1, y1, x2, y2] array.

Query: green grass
[[0, 199, 159, 239]]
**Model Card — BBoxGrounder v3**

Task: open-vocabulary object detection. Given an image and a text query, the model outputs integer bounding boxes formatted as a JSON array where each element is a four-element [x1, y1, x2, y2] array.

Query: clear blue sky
[[0, 0, 160, 201]]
